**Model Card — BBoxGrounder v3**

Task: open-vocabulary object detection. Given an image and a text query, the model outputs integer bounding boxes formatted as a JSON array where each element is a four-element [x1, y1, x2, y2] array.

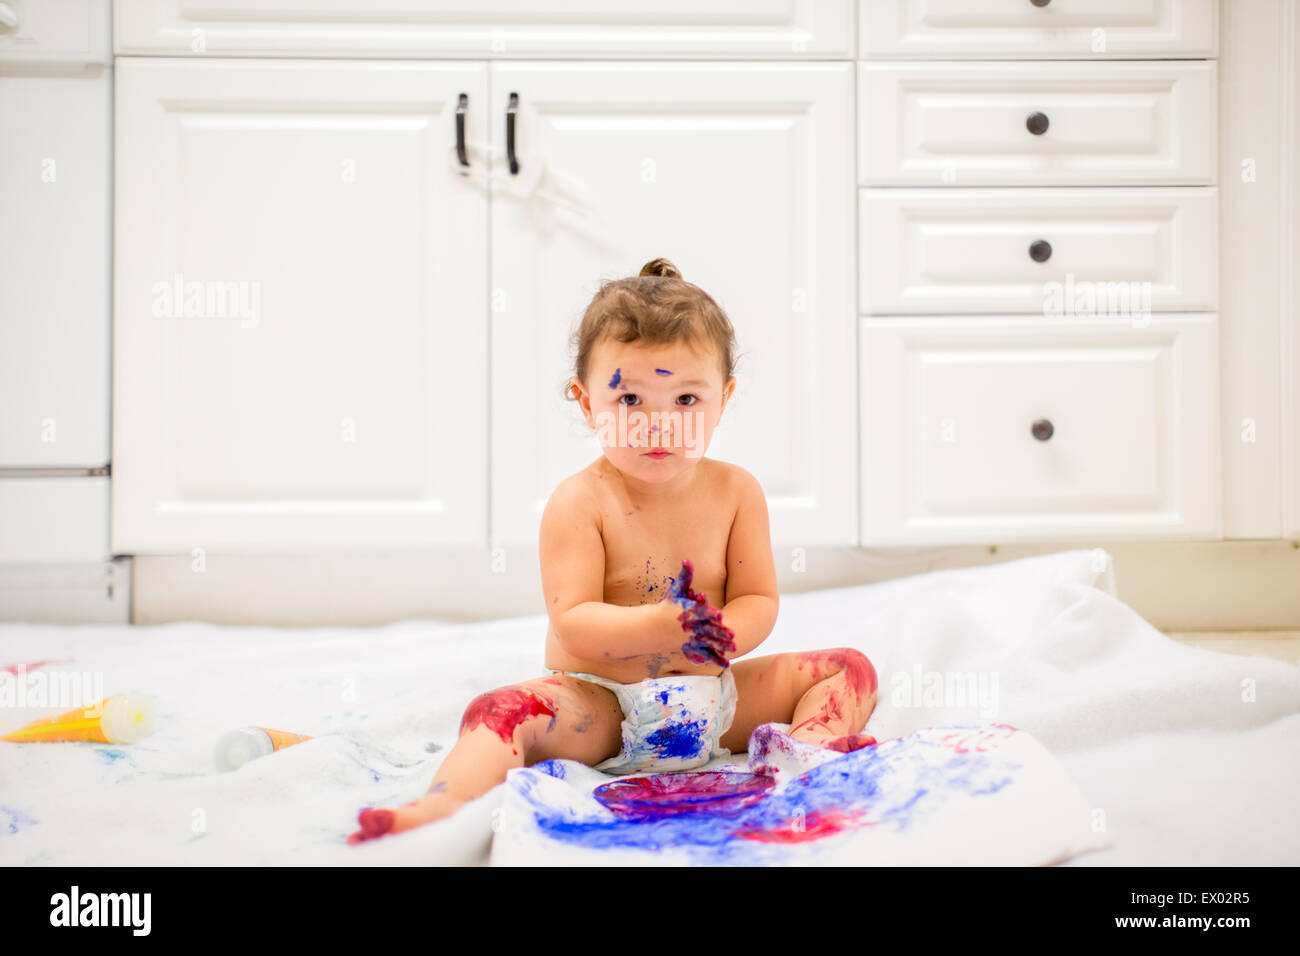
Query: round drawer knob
[[1031, 419, 1055, 441], [1030, 0, 1052, 8], [1026, 111, 1050, 135], [1029, 239, 1052, 262]]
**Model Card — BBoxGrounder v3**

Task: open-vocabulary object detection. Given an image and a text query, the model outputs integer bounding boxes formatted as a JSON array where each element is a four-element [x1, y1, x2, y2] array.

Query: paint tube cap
[[99, 695, 157, 745]]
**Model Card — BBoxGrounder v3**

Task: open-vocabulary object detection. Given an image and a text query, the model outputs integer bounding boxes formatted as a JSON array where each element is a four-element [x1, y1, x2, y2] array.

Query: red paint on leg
[[792, 650, 878, 742], [796, 649, 878, 699], [824, 733, 877, 753], [459, 687, 557, 755]]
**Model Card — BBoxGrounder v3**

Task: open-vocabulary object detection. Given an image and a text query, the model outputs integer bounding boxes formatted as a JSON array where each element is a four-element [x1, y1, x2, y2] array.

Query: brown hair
[[563, 257, 739, 401]]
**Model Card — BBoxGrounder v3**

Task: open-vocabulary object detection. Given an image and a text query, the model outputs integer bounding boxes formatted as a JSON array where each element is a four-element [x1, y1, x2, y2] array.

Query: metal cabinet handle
[[506, 92, 520, 175], [1031, 419, 1055, 441], [1029, 239, 1053, 262], [1026, 111, 1049, 135], [456, 93, 469, 168]]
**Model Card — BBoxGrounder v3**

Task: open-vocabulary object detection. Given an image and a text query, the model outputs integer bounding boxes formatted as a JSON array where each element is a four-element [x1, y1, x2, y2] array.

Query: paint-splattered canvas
[[490, 722, 1111, 865]]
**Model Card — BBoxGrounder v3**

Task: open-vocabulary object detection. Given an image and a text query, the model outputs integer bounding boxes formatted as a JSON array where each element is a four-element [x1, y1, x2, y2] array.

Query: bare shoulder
[[706, 459, 765, 506], [542, 465, 603, 523]]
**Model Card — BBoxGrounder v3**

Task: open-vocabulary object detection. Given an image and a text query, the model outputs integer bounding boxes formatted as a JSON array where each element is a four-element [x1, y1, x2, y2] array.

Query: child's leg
[[786, 648, 879, 750], [349, 674, 623, 844], [718, 648, 879, 755]]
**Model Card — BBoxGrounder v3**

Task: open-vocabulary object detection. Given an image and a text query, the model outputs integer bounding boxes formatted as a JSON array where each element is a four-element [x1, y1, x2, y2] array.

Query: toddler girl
[[349, 257, 878, 844]]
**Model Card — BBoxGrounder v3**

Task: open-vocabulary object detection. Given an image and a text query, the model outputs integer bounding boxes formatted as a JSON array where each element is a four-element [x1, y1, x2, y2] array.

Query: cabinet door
[[113, 59, 488, 552], [490, 62, 855, 548], [0, 65, 111, 468]]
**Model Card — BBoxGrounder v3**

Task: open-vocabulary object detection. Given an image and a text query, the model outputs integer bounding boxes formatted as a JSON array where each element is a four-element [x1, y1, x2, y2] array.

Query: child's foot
[[746, 723, 845, 780], [347, 785, 469, 845]]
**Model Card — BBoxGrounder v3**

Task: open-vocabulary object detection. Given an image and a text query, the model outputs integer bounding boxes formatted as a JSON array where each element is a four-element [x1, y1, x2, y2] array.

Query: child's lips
[[644, 449, 673, 459]]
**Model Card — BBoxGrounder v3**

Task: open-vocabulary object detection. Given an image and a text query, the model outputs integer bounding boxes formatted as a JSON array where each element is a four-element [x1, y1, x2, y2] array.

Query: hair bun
[[639, 257, 682, 280]]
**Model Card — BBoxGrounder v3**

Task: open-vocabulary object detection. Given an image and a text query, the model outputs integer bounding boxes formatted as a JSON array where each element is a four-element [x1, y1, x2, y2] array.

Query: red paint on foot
[[733, 808, 870, 844], [460, 687, 557, 754], [348, 807, 395, 845]]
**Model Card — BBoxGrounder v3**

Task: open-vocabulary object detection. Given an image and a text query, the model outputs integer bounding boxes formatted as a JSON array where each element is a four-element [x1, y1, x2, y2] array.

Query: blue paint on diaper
[[655, 689, 671, 705], [645, 719, 706, 760]]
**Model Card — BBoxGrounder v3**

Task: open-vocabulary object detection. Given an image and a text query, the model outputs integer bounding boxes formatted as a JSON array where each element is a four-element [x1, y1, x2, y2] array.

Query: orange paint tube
[[0, 695, 157, 745], [214, 726, 313, 771]]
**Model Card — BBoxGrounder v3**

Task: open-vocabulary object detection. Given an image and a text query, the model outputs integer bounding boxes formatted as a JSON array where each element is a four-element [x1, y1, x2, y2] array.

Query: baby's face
[[575, 338, 735, 483]]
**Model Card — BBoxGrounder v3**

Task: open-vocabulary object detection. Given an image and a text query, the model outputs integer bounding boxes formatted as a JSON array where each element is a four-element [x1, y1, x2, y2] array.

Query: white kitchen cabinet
[[488, 61, 857, 548], [112, 58, 489, 552], [860, 315, 1220, 544], [114, 0, 854, 58], [861, 188, 1218, 315], [0, 28, 112, 468], [860, 0, 1218, 59]]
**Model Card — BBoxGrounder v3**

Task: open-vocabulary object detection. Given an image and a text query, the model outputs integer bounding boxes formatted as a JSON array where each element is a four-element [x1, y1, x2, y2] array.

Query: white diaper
[[553, 668, 738, 775]]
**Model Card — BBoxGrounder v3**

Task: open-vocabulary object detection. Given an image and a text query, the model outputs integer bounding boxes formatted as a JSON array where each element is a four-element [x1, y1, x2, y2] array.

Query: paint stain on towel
[[0, 805, 38, 835], [95, 748, 135, 767], [1, 658, 74, 676], [460, 688, 557, 755]]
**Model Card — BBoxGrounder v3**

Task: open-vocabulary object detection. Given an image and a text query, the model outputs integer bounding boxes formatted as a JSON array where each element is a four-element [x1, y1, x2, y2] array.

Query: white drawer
[[0, 0, 112, 64], [860, 0, 1217, 58], [113, 0, 854, 57], [859, 61, 1216, 186], [0, 477, 111, 561], [860, 187, 1217, 314], [860, 315, 1220, 545]]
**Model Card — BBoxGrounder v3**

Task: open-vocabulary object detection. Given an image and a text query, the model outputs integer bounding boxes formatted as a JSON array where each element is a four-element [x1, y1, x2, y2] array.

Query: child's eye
[[677, 395, 698, 406], [618, 393, 640, 406]]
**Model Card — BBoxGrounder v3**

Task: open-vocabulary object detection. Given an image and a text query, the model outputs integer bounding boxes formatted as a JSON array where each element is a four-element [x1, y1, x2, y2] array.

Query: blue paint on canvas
[[507, 727, 1023, 865]]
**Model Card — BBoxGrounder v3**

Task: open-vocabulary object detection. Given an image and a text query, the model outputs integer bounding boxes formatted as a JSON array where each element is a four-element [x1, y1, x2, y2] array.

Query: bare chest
[[597, 498, 732, 608]]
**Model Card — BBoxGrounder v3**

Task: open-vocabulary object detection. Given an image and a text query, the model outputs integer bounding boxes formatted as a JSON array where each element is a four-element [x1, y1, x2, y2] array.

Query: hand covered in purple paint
[[665, 559, 736, 668]]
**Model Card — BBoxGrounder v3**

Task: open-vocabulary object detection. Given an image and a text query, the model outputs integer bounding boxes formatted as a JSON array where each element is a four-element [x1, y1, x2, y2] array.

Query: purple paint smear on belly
[[517, 727, 1021, 864]]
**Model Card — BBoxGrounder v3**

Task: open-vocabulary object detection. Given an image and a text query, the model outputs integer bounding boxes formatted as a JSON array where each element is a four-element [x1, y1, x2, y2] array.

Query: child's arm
[[716, 468, 780, 661], [539, 477, 684, 661]]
